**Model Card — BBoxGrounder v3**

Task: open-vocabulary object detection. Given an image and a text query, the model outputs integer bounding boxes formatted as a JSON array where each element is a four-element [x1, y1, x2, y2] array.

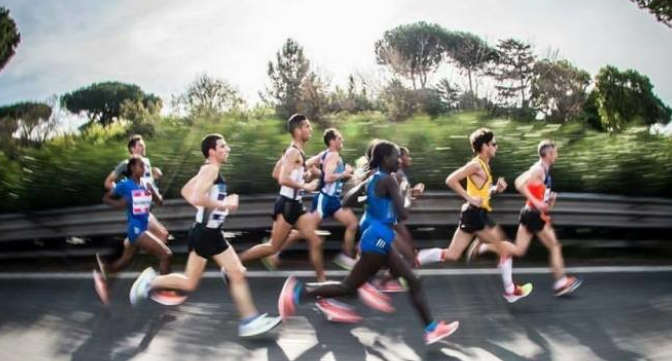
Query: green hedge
[[1, 111, 671, 212]]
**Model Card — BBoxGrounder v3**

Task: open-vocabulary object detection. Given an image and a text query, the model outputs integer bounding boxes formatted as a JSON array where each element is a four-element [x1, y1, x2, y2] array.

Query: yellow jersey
[[465, 157, 493, 211]]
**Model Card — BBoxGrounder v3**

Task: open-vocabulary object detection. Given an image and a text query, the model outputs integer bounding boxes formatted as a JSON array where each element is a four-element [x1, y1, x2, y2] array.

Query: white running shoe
[[238, 313, 282, 337], [130, 267, 156, 306]]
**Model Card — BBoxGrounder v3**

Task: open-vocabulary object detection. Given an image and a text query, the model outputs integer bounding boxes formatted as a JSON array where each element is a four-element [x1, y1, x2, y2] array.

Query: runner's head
[[365, 138, 381, 162], [369, 140, 401, 173], [470, 128, 497, 158], [400, 146, 412, 168], [128, 135, 146, 156], [201, 133, 230, 163], [323, 128, 343, 151], [287, 114, 312, 142], [538, 139, 557, 164], [125, 156, 145, 180]]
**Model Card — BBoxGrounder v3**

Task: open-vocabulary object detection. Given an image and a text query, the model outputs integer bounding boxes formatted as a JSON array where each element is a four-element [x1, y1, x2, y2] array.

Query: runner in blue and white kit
[[94, 156, 174, 304]]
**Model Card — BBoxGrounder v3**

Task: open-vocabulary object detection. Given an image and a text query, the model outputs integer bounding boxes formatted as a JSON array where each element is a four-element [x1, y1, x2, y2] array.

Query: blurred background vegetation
[[1, 6, 671, 212]]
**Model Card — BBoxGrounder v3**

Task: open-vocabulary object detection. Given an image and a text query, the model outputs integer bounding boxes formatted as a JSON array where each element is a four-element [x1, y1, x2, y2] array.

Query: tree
[[300, 71, 330, 123], [263, 38, 310, 120], [490, 39, 536, 109], [630, 0, 672, 28], [594, 65, 672, 131], [61, 81, 162, 127], [435, 78, 461, 111], [380, 79, 417, 122], [444, 32, 497, 98], [172, 74, 244, 117], [0, 101, 52, 146], [531, 59, 591, 122], [0, 6, 20, 74], [375, 22, 449, 90]]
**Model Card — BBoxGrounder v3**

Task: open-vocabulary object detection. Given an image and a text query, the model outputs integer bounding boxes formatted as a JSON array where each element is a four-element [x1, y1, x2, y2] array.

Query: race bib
[[131, 189, 152, 215]]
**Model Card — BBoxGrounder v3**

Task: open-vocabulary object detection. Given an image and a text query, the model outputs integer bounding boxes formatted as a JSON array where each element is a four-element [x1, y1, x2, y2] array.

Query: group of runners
[[92, 113, 582, 344]]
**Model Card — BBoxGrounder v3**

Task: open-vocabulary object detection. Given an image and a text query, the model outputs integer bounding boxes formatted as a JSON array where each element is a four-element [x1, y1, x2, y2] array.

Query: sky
[[1, 0, 671, 111]]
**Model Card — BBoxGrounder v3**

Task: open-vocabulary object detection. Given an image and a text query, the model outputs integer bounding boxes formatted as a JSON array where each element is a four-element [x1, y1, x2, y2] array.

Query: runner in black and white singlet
[[239, 114, 328, 282], [129, 133, 281, 337]]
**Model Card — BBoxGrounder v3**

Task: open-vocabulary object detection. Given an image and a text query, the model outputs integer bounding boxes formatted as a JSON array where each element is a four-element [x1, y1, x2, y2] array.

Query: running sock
[[554, 276, 568, 290], [499, 256, 514, 294], [425, 320, 438, 332], [416, 248, 444, 266]]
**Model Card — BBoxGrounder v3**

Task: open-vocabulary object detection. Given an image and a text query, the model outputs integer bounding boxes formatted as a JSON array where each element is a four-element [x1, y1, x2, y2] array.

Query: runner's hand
[[304, 179, 320, 192], [495, 177, 507, 193], [221, 194, 239, 212]]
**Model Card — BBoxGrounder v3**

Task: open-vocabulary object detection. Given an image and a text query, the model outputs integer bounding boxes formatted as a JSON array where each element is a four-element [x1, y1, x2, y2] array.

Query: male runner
[[129, 133, 281, 337], [416, 128, 533, 303], [239, 114, 327, 281]]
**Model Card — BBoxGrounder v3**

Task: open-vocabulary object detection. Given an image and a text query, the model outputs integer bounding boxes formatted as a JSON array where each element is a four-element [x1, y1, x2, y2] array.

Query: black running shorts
[[458, 205, 496, 234], [272, 195, 307, 225], [519, 207, 549, 233], [188, 223, 230, 258]]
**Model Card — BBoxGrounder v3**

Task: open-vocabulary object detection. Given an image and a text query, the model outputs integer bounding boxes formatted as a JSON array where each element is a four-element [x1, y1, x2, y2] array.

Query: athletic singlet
[[364, 170, 397, 225], [466, 156, 493, 211], [196, 174, 229, 229], [318, 150, 345, 196], [113, 179, 151, 225], [279, 145, 306, 200], [526, 161, 552, 210]]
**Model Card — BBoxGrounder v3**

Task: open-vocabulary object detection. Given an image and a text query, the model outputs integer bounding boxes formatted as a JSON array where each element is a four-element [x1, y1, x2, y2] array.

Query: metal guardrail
[[1, 192, 671, 243]]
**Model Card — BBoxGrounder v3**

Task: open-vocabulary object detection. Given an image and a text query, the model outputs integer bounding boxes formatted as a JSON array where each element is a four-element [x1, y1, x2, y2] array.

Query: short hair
[[323, 128, 340, 146], [201, 133, 224, 158], [287, 114, 307, 136], [469, 128, 494, 154], [538, 139, 556, 157], [127, 135, 143, 153], [125, 156, 143, 177], [368, 140, 398, 171], [400, 146, 410, 157]]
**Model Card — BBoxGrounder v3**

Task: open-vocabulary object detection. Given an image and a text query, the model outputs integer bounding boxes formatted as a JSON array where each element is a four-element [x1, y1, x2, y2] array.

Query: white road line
[[1, 265, 672, 279]]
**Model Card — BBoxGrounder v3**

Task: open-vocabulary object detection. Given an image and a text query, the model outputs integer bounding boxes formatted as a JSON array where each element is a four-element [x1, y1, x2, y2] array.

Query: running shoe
[[130, 267, 157, 306], [239, 313, 283, 337], [316, 299, 362, 323], [358, 282, 395, 313], [92, 269, 109, 305], [278, 276, 301, 320], [333, 252, 356, 271], [503, 283, 533, 303], [425, 321, 460, 345], [554, 276, 583, 297], [465, 239, 482, 265], [151, 290, 188, 306]]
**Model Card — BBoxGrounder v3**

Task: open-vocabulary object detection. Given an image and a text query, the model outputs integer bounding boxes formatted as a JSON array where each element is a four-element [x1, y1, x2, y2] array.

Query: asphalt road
[[0, 265, 671, 361]]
